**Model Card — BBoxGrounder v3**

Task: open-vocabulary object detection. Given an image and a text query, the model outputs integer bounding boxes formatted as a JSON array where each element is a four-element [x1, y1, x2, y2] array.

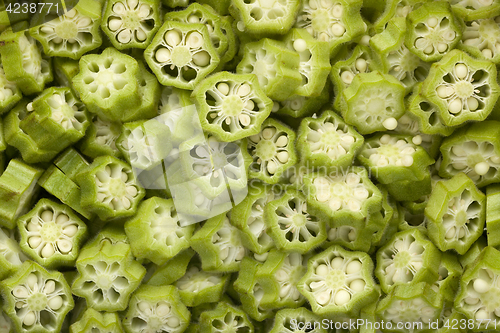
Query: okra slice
[[455, 246, 500, 327], [325, 217, 381, 253], [125, 197, 194, 266], [72, 241, 146, 312], [145, 249, 195, 286], [0, 24, 52, 95], [245, 118, 297, 184], [405, 2, 462, 62], [295, 0, 366, 56], [69, 308, 124, 333], [375, 282, 443, 332], [236, 38, 302, 101], [102, 0, 160, 50], [54, 148, 90, 183], [0, 159, 42, 229], [269, 307, 327, 333], [264, 189, 327, 254], [425, 173, 486, 255], [439, 120, 500, 187], [123, 285, 190, 333], [17, 199, 87, 269], [0, 227, 28, 280], [451, 0, 500, 21], [77, 156, 145, 221], [486, 184, 500, 247], [459, 235, 487, 269], [144, 21, 220, 90], [296, 110, 364, 172], [29, 0, 103, 59], [436, 302, 468, 333], [0, 261, 74, 333], [340, 71, 406, 134], [53, 57, 79, 92], [460, 17, 500, 63], [297, 245, 378, 318], [430, 252, 462, 303], [72, 47, 141, 122], [193, 71, 273, 142], [78, 115, 122, 159], [375, 229, 441, 294], [422, 49, 500, 127], [199, 301, 254, 333], [0, 61, 22, 115], [274, 80, 330, 118], [196, 0, 230, 15]]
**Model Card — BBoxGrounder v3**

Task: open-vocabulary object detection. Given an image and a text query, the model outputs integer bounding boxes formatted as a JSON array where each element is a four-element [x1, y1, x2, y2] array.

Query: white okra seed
[[437, 43, 447, 53], [127, 0, 138, 10], [473, 278, 490, 293], [186, 32, 203, 48], [28, 236, 42, 249], [293, 39, 307, 53], [239, 114, 251, 127], [113, 3, 126, 14], [117, 29, 132, 44], [380, 134, 391, 144], [467, 97, 479, 111], [138, 301, 150, 312], [331, 257, 343, 269], [331, 4, 342, 17], [334, 290, 350, 305], [475, 162, 490, 176], [48, 296, 63, 310], [437, 85, 451, 98], [108, 19, 122, 32], [13, 286, 29, 298], [41, 210, 53, 222], [455, 63, 468, 79], [427, 17, 438, 28], [192, 51, 210, 67], [167, 316, 180, 327], [138, 4, 150, 18], [42, 244, 55, 258], [382, 117, 398, 130], [350, 279, 365, 292], [346, 260, 362, 274], [267, 161, 278, 174], [445, 226, 455, 239], [412, 135, 422, 145], [136, 28, 147, 42], [424, 45, 434, 54], [27, 221, 40, 232], [237, 83, 251, 97], [187, 14, 199, 23], [56, 214, 69, 224], [332, 23, 345, 37], [341, 71, 354, 84], [157, 302, 171, 316], [23, 312, 36, 326], [277, 151, 289, 163], [279, 284, 292, 298], [448, 99, 462, 114], [40, 26, 54, 34], [57, 239, 73, 254], [355, 58, 367, 72], [316, 291, 331, 305], [262, 127, 276, 140], [27, 274, 38, 288], [475, 309, 489, 320], [43, 280, 56, 294], [316, 264, 328, 276], [216, 82, 229, 95], [164, 30, 181, 47]]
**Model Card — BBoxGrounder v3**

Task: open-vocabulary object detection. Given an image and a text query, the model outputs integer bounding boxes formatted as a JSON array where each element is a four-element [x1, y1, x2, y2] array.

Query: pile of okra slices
[[5, 0, 500, 332]]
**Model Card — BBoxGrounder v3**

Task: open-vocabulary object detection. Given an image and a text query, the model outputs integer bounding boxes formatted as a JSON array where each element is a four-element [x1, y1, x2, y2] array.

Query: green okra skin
[[0, 227, 28, 280], [370, 0, 430, 34], [274, 80, 331, 118], [52, 57, 80, 91], [0, 23, 53, 96], [125, 197, 194, 266], [451, 0, 500, 21], [430, 252, 463, 303], [325, 215, 382, 253], [297, 245, 379, 319], [236, 38, 302, 101], [0, 300, 13, 333], [83, 224, 130, 250], [53, 148, 90, 183], [439, 120, 500, 187], [196, 0, 230, 15], [375, 229, 441, 294], [162, 0, 189, 8], [296, 110, 364, 172], [199, 301, 254, 333], [405, 2, 462, 62], [459, 16, 500, 64], [78, 114, 123, 159], [486, 184, 500, 247], [69, 308, 124, 333], [0, 60, 22, 115], [101, 0, 161, 50], [246, 118, 297, 184], [368, 188, 400, 252], [17, 198, 88, 269], [340, 71, 406, 135], [425, 173, 486, 255], [381, 172, 433, 202], [72, 241, 146, 312], [144, 21, 220, 90], [436, 302, 468, 333], [422, 49, 500, 127], [29, 0, 103, 59], [193, 71, 273, 142], [76, 155, 145, 221], [269, 307, 327, 333], [145, 249, 195, 286], [459, 235, 486, 269], [122, 285, 190, 333], [0, 261, 74, 333], [218, 16, 238, 68]]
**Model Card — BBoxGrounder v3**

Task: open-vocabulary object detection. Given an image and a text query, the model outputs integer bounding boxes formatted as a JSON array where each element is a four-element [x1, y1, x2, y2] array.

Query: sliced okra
[[246, 118, 297, 184], [405, 2, 462, 62], [69, 308, 124, 333], [269, 307, 327, 333], [430, 252, 463, 303], [78, 114, 122, 159], [101, 0, 161, 50], [422, 49, 500, 127], [436, 302, 468, 333], [297, 245, 379, 318], [218, 16, 238, 69], [451, 0, 500, 21], [425, 173, 486, 255], [439, 120, 500, 187], [382, 173, 433, 202], [0, 24, 53, 95], [125, 197, 194, 266], [122, 285, 190, 333], [340, 71, 406, 134], [52, 57, 80, 91], [486, 184, 500, 247], [370, 0, 426, 33], [325, 217, 381, 253], [144, 21, 220, 90], [0, 261, 74, 333], [193, 71, 273, 142], [369, 188, 401, 252], [196, 0, 230, 15], [375, 229, 441, 294], [236, 38, 302, 101], [199, 301, 254, 333], [29, 0, 103, 59], [53, 148, 90, 183], [162, 0, 189, 8], [296, 110, 364, 172], [0, 227, 28, 280], [17, 199, 87, 269], [460, 16, 500, 63], [72, 241, 146, 312], [459, 235, 487, 269], [274, 80, 330, 118], [0, 61, 22, 115], [145, 249, 195, 286]]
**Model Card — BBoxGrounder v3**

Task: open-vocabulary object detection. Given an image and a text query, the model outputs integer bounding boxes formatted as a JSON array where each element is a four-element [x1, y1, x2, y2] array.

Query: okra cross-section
[[297, 245, 379, 318], [199, 301, 254, 333], [69, 308, 124, 333], [269, 307, 327, 333], [460, 16, 500, 63], [192, 72, 273, 142], [451, 0, 500, 21]]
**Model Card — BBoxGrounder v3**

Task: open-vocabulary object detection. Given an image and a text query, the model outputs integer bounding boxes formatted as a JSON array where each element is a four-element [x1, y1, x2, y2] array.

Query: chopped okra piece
[[125, 197, 194, 266], [72, 47, 142, 122], [325, 216, 381, 253], [382, 173, 433, 202], [296, 110, 364, 172], [53, 148, 90, 183], [340, 71, 406, 134], [145, 249, 195, 286], [451, 0, 500, 21], [0, 227, 28, 280], [0, 261, 74, 333], [196, 0, 230, 15], [29, 0, 103, 59], [264, 189, 327, 254], [199, 301, 254, 333], [430, 252, 462, 303], [0, 159, 42, 229], [375, 229, 441, 294], [144, 21, 220, 90], [422, 49, 500, 127], [0, 24, 53, 95], [53, 57, 80, 91], [78, 115, 122, 159], [269, 307, 327, 333], [101, 0, 161, 50], [122, 285, 190, 333], [246, 118, 297, 184], [77, 155, 145, 221], [439, 120, 500, 187], [17, 199, 88, 269], [0, 61, 22, 115], [69, 308, 124, 333], [236, 38, 302, 101], [297, 245, 379, 318], [425, 173, 486, 255], [436, 302, 468, 333], [192, 71, 273, 142], [405, 2, 462, 62], [486, 184, 500, 247], [460, 16, 500, 64], [72, 241, 146, 312], [274, 81, 330, 118]]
